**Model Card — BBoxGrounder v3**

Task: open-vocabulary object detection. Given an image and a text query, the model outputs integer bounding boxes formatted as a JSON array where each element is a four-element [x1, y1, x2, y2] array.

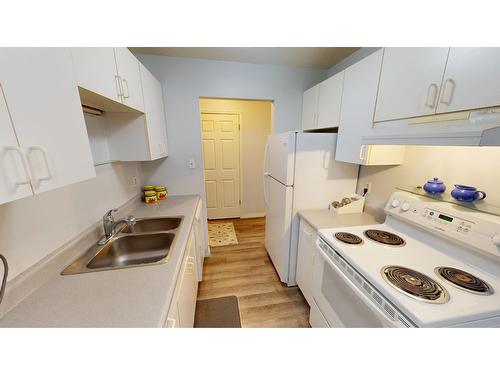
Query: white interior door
[[201, 112, 241, 219], [374, 48, 450, 122], [437, 48, 500, 113], [0, 85, 34, 204], [0, 48, 95, 195]]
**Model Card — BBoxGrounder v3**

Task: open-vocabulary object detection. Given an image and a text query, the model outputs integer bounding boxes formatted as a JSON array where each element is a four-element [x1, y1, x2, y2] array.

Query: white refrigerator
[[263, 131, 359, 286]]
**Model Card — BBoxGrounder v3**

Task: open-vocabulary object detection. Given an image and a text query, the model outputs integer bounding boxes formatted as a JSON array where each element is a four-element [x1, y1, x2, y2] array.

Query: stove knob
[[492, 234, 500, 247], [401, 202, 411, 212], [391, 199, 400, 208]]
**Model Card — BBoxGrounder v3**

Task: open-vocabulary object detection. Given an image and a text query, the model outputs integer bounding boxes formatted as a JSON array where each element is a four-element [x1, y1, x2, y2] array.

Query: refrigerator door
[[264, 132, 295, 186], [264, 175, 294, 283]]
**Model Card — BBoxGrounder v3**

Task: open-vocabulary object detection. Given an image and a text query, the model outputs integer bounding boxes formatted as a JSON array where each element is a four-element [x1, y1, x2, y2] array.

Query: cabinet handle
[[27, 146, 52, 184], [440, 78, 456, 105], [115, 75, 124, 98], [4, 146, 32, 185], [122, 78, 130, 99], [166, 318, 176, 328], [425, 83, 439, 108]]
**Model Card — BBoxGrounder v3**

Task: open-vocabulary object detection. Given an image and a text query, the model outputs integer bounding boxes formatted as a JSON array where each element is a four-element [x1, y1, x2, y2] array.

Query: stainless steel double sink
[[62, 216, 183, 275]]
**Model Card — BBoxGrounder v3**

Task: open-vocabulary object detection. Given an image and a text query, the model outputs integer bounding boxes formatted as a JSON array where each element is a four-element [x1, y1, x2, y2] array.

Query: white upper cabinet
[[436, 48, 500, 114], [335, 49, 405, 165], [374, 48, 450, 122], [71, 48, 122, 103], [0, 48, 95, 195], [0, 86, 34, 204], [140, 63, 169, 159], [301, 71, 344, 130], [317, 71, 344, 128], [114, 48, 145, 112], [301, 85, 319, 130]]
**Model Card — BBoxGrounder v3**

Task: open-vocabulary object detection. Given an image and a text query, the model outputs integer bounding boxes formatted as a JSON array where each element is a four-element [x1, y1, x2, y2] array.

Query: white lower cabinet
[[166, 226, 199, 328], [296, 218, 316, 306]]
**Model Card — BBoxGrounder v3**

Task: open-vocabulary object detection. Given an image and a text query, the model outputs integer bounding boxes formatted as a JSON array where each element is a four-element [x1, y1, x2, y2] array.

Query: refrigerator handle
[[263, 142, 270, 206]]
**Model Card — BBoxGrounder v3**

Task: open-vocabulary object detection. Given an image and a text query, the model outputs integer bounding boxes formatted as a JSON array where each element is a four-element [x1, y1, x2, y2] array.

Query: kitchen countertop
[[298, 209, 380, 230], [0, 195, 200, 328]]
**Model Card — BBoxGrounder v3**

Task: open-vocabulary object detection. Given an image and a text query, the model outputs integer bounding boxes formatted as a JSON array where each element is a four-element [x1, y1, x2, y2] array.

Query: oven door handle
[[316, 244, 404, 327]]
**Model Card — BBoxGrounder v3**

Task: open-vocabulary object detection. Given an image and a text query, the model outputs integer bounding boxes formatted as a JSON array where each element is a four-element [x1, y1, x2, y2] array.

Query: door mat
[[207, 222, 238, 247], [194, 295, 242, 328]]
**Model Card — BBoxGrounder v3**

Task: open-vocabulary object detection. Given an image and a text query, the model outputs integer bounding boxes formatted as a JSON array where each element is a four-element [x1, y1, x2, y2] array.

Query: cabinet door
[[296, 219, 316, 306], [114, 48, 144, 112], [0, 86, 34, 204], [301, 84, 319, 130], [177, 231, 198, 328], [317, 71, 344, 128], [71, 48, 122, 103], [374, 48, 449, 122], [0, 48, 95, 194], [437, 48, 500, 113], [139, 63, 168, 159]]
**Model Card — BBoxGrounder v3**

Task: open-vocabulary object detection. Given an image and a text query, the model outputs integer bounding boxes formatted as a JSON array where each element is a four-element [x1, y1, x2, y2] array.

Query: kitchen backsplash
[[358, 145, 500, 221]]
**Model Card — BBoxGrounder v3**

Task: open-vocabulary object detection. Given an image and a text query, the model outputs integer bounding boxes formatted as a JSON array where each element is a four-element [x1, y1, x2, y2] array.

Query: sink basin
[[120, 217, 182, 234], [61, 216, 183, 275], [87, 233, 174, 269]]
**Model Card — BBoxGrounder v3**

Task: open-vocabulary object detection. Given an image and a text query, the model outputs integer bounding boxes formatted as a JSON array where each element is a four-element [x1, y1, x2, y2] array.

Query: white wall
[[199, 98, 272, 218], [0, 114, 143, 281], [135, 54, 326, 238], [358, 146, 500, 221]]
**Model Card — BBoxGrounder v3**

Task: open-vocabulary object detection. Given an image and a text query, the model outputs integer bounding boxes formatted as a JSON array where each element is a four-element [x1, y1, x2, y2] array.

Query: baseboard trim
[[240, 212, 266, 219]]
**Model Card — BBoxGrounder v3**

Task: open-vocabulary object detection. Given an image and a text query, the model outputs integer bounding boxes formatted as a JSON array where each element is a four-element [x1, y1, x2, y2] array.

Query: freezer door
[[264, 175, 294, 283], [265, 132, 295, 186]]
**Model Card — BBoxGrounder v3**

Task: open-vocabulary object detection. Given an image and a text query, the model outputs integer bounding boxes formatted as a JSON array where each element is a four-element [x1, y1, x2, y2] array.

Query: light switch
[[188, 159, 196, 169]]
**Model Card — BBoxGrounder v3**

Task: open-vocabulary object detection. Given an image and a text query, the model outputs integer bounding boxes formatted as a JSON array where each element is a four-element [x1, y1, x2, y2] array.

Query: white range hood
[[362, 107, 500, 146]]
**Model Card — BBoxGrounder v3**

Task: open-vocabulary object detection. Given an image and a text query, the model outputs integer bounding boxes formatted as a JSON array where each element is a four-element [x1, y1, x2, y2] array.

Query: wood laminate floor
[[197, 217, 310, 328]]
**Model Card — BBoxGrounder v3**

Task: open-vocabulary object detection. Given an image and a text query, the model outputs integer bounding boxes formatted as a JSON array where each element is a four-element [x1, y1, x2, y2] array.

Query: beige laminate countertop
[[0, 195, 200, 328], [298, 209, 380, 230]]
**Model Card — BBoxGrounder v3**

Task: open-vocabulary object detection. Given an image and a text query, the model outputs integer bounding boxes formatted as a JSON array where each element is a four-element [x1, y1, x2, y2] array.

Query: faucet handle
[[104, 208, 118, 220]]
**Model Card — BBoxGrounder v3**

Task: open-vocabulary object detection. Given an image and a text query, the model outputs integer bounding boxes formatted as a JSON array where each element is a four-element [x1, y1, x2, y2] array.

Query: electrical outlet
[[131, 176, 138, 187], [188, 159, 196, 169]]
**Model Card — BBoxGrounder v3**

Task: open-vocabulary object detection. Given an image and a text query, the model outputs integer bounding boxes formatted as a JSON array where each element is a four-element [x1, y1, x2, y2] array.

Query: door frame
[[200, 110, 242, 219]]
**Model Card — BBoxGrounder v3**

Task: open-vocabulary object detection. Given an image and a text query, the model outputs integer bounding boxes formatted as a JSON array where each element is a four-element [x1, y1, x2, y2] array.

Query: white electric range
[[313, 191, 500, 328]]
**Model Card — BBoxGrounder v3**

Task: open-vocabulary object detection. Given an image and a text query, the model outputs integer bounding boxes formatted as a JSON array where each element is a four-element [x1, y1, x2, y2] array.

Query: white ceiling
[[128, 47, 359, 69]]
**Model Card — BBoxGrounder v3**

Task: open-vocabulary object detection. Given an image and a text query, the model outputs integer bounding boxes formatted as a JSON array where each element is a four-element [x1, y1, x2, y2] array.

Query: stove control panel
[[385, 191, 500, 258]]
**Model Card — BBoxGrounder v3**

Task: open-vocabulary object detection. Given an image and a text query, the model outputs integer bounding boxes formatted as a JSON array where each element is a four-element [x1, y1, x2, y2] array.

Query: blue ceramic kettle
[[423, 177, 446, 194], [451, 185, 486, 202]]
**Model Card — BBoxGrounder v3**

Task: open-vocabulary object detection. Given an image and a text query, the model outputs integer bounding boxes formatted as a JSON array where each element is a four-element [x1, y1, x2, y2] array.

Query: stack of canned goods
[[143, 185, 168, 204]]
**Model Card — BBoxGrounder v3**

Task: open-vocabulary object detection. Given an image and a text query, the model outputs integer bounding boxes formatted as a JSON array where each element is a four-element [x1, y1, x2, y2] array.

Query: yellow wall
[[199, 98, 272, 218]]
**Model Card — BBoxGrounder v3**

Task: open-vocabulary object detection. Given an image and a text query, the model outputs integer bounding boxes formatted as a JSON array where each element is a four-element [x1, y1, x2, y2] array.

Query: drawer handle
[[440, 78, 456, 105]]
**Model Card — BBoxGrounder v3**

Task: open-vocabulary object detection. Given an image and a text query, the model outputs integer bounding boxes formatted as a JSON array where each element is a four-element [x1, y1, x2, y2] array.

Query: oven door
[[312, 241, 401, 328]]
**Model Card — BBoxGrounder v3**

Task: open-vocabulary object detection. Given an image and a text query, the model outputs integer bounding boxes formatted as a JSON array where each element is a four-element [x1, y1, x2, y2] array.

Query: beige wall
[[358, 146, 500, 221], [0, 114, 143, 281], [199, 98, 272, 218]]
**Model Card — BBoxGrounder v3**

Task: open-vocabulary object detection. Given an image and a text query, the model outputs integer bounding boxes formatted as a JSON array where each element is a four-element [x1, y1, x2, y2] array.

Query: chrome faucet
[[98, 209, 136, 245]]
